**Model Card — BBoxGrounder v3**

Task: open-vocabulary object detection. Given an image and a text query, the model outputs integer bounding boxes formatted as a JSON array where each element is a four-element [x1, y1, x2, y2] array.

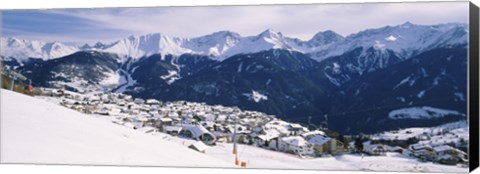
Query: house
[[388, 146, 406, 154], [146, 99, 161, 105], [433, 145, 468, 165], [180, 124, 217, 145], [134, 98, 145, 104], [279, 136, 314, 156], [252, 128, 281, 149], [307, 135, 344, 156], [159, 117, 173, 126], [188, 141, 209, 153], [409, 144, 436, 161], [363, 141, 387, 156], [287, 123, 309, 136]]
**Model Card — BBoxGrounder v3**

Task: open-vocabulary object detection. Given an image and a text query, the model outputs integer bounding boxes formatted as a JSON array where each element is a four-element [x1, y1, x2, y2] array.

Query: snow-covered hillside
[[0, 89, 231, 167], [1, 22, 468, 62], [388, 106, 465, 120], [0, 89, 468, 172], [371, 121, 468, 146]]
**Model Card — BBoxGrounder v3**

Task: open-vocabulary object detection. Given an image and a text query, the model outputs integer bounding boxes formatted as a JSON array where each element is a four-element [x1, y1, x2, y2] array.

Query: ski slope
[[0, 89, 468, 172], [0, 89, 230, 167]]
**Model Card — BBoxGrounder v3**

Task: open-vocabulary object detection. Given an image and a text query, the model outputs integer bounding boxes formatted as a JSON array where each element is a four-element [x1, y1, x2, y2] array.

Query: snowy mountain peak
[[1, 37, 79, 62], [400, 21, 415, 28], [257, 28, 283, 39], [308, 30, 344, 46], [1, 22, 469, 63]]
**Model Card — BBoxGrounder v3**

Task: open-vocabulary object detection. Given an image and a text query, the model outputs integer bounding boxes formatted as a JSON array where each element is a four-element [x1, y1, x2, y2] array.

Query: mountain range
[[0, 22, 469, 134]]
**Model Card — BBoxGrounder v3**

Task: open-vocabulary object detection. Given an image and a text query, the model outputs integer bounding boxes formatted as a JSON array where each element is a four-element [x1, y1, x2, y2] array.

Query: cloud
[[2, 1, 469, 44]]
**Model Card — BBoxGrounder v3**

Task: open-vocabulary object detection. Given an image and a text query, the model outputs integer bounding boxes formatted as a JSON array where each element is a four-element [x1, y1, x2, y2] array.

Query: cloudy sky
[[1, 1, 469, 45]]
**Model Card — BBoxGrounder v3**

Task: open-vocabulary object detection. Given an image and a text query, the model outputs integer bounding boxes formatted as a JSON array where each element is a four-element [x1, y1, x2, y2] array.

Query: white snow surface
[[0, 89, 230, 167], [0, 89, 468, 172], [1, 22, 468, 62], [243, 90, 268, 102], [388, 106, 465, 120]]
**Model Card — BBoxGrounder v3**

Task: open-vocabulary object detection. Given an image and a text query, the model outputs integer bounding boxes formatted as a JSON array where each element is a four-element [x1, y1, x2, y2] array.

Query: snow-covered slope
[[0, 37, 79, 63], [388, 106, 465, 120], [0, 89, 231, 167]]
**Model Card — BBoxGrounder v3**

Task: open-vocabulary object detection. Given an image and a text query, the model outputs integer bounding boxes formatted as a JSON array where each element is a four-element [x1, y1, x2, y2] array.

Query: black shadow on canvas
[[469, 2, 480, 172]]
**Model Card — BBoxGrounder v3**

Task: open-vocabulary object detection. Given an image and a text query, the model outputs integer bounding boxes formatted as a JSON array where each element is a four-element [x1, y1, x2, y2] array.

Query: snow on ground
[[115, 69, 137, 93], [99, 69, 121, 89], [204, 143, 465, 172], [371, 121, 468, 146], [126, 131, 466, 172], [388, 106, 464, 120], [160, 70, 180, 85], [0, 89, 230, 167], [0, 89, 468, 172], [242, 90, 268, 103]]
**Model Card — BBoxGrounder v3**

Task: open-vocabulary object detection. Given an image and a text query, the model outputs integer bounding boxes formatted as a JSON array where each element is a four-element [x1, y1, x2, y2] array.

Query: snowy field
[[0, 89, 230, 167], [371, 121, 468, 147], [0, 89, 468, 173]]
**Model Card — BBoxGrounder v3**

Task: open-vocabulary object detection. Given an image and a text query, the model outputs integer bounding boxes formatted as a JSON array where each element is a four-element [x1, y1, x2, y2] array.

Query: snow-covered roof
[[410, 144, 432, 151], [159, 117, 173, 122], [307, 135, 331, 145], [256, 127, 282, 141], [281, 136, 309, 147], [189, 141, 209, 152], [182, 124, 213, 138], [164, 126, 182, 132], [433, 145, 453, 152], [301, 130, 326, 137], [146, 99, 160, 104]]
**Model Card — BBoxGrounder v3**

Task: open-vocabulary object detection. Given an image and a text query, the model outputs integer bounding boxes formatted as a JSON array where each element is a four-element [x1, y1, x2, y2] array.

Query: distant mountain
[[322, 47, 467, 133], [0, 37, 79, 64], [135, 49, 332, 118], [2, 22, 467, 63], [17, 51, 121, 93]]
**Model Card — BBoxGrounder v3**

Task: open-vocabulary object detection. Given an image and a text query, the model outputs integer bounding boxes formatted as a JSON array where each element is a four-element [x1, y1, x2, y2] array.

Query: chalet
[[279, 136, 314, 156], [307, 135, 344, 156], [433, 145, 468, 165], [180, 124, 217, 145], [252, 128, 281, 149], [409, 144, 436, 161], [287, 123, 309, 136], [363, 141, 387, 156], [134, 98, 145, 104], [159, 117, 173, 126]]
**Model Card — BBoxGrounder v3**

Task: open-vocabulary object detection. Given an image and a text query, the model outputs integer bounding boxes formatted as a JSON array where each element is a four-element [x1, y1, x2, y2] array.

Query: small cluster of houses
[[358, 140, 468, 166], [37, 88, 469, 165]]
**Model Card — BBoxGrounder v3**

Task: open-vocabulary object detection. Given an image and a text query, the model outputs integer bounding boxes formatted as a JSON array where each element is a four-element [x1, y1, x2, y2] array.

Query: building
[[180, 124, 217, 145], [409, 144, 436, 161], [363, 141, 387, 156], [279, 136, 314, 156], [433, 145, 468, 165], [307, 135, 344, 156]]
